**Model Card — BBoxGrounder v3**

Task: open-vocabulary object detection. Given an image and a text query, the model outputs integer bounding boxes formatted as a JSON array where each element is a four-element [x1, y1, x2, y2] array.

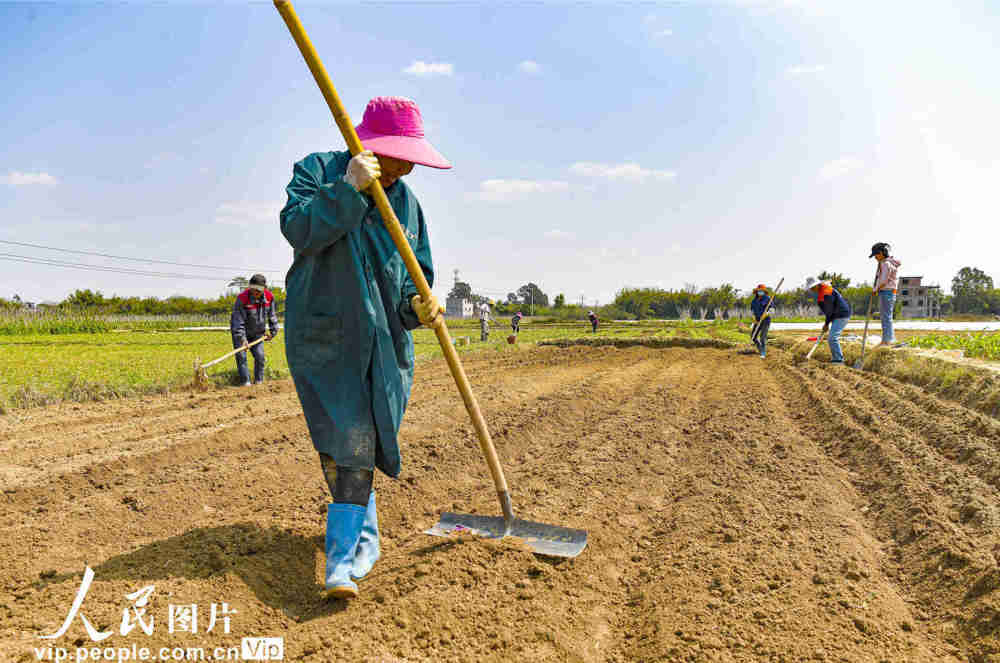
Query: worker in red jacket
[[230, 274, 279, 386]]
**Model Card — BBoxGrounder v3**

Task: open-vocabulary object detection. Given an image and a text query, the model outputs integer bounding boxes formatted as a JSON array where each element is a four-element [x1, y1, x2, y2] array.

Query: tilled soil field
[[3, 344, 1000, 662]]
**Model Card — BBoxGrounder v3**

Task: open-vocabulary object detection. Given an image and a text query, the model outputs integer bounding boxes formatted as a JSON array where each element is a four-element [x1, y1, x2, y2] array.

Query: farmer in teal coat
[[280, 97, 449, 599]]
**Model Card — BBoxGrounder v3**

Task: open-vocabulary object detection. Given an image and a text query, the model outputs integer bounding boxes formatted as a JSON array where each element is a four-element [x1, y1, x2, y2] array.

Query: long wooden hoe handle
[[751, 277, 784, 343], [273, 0, 515, 529], [806, 328, 827, 360], [858, 263, 880, 365], [201, 335, 267, 370]]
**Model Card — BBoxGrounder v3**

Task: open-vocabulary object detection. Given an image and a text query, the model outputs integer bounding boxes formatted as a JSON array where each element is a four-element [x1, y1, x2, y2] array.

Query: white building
[[446, 296, 474, 319]]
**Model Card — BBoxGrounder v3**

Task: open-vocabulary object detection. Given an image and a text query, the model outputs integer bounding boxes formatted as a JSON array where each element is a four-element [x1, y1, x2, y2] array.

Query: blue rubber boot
[[351, 491, 381, 580], [324, 503, 365, 599]]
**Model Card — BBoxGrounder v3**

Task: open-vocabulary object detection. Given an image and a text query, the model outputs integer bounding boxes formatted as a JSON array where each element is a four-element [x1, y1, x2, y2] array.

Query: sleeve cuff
[[398, 292, 421, 331]]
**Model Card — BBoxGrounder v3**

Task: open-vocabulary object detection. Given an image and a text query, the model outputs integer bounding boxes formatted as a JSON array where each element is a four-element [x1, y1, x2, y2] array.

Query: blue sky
[[2, 1, 998, 305]]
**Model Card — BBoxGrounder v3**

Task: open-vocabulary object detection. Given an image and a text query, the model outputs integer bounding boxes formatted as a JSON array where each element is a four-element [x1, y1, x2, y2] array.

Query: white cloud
[[599, 247, 640, 261], [543, 229, 574, 240], [518, 60, 541, 74], [468, 179, 569, 203], [569, 162, 677, 182], [786, 64, 826, 76], [402, 61, 454, 77], [2, 171, 57, 186], [654, 29, 674, 37], [215, 202, 279, 226], [818, 157, 864, 181]]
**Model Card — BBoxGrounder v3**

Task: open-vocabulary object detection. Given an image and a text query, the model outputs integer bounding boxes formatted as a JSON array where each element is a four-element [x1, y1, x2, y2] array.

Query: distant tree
[[952, 267, 994, 313], [228, 276, 249, 289], [842, 283, 874, 316], [554, 293, 566, 308], [817, 271, 851, 291], [64, 289, 106, 309], [514, 283, 549, 311], [707, 283, 736, 319]]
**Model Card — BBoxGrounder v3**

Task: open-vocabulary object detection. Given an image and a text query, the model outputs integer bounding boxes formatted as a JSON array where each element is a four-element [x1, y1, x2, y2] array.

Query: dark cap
[[249, 273, 267, 291], [869, 242, 890, 258]]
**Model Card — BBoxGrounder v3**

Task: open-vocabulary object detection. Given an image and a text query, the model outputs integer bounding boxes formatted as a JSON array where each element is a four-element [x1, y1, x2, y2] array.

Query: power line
[[0, 253, 283, 284], [0, 239, 286, 274]]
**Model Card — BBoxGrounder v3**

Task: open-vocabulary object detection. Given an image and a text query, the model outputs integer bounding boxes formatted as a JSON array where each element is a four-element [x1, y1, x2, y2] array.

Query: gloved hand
[[266, 331, 277, 341], [344, 150, 381, 192], [821, 322, 830, 334], [762, 311, 771, 319], [410, 294, 445, 328]]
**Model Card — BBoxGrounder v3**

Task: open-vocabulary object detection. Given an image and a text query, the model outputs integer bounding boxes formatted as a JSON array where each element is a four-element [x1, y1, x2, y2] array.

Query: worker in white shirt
[[479, 301, 492, 342]]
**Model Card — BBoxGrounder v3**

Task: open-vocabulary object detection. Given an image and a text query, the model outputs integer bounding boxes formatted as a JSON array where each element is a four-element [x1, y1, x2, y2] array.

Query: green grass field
[[4, 316, 999, 412], [0, 319, 666, 410]]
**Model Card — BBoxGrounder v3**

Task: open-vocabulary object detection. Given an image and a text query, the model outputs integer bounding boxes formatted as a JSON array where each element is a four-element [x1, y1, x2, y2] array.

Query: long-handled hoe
[[193, 336, 266, 389], [853, 264, 881, 370], [805, 328, 827, 361], [750, 277, 784, 347], [273, 0, 587, 558]]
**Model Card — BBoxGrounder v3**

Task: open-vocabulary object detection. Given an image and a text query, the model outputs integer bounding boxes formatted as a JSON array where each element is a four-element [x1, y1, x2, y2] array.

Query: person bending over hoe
[[750, 284, 772, 358], [870, 242, 901, 346], [230, 273, 279, 386], [511, 311, 522, 334], [588, 310, 599, 333], [279, 96, 449, 600], [810, 280, 852, 365]]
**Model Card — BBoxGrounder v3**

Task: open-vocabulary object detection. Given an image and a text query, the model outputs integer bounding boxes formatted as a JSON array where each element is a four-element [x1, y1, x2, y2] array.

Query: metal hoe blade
[[426, 512, 588, 558]]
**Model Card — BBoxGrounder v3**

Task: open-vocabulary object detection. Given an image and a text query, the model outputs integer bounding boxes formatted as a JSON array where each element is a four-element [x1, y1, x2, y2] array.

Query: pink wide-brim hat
[[355, 96, 451, 169]]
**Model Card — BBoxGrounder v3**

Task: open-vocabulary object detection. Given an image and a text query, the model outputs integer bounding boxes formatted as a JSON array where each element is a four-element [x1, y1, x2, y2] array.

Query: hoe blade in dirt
[[426, 512, 588, 558]]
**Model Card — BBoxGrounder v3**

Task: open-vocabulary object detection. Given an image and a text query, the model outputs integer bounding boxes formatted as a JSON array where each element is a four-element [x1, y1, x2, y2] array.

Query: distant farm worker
[[750, 284, 772, 358], [230, 273, 279, 386], [479, 301, 491, 342], [588, 310, 599, 333], [279, 96, 449, 600], [809, 280, 852, 365], [870, 242, 901, 346], [511, 311, 523, 334]]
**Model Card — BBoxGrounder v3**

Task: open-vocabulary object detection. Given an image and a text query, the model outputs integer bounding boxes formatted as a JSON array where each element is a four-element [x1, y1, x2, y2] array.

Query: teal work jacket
[[280, 151, 433, 477]]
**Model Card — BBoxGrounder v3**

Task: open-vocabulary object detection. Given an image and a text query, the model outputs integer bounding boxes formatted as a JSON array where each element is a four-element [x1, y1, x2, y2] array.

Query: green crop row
[[0, 323, 653, 411], [0, 311, 232, 335], [906, 332, 1000, 361], [0, 319, 766, 411]]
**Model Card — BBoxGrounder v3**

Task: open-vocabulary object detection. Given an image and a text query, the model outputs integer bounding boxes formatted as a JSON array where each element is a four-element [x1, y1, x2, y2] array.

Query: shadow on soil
[[33, 523, 351, 620]]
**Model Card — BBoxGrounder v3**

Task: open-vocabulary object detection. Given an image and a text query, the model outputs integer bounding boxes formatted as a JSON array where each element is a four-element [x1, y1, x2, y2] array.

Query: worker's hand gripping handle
[[273, 0, 514, 528]]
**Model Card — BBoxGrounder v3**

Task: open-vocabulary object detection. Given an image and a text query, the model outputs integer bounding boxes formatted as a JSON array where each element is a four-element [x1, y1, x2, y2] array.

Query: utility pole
[[530, 287, 534, 316]]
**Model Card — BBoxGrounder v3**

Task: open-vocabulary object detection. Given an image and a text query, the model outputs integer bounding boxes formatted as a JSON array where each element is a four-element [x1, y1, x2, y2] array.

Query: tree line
[[0, 286, 287, 316], [612, 267, 1000, 319], [2, 266, 996, 319]]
